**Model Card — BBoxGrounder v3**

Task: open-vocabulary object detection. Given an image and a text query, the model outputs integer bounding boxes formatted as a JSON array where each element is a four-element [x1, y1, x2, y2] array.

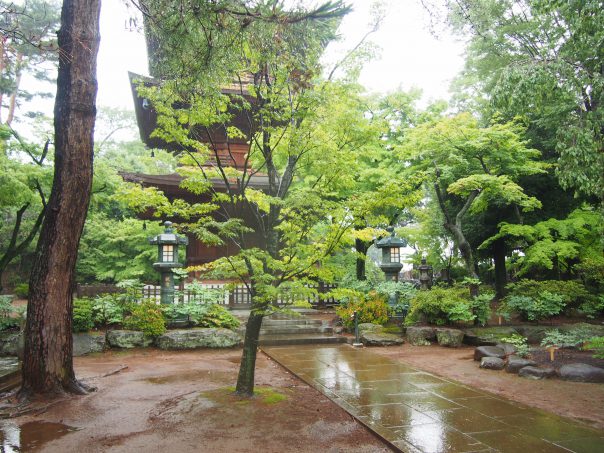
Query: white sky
[[96, 0, 465, 110]]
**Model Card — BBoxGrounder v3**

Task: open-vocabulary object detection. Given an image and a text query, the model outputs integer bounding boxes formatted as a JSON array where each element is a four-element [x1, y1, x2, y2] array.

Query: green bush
[[197, 304, 240, 329], [541, 326, 595, 349], [91, 293, 129, 327], [123, 300, 166, 337], [336, 291, 390, 329], [0, 295, 21, 331], [14, 283, 29, 299], [501, 334, 530, 358], [406, 286, 476, 326], [470, 293, 494, 326], [584, 337, 604, 359], [73, 298, 94, 332], [502, 291, 566, 321], [505, 279, 598, 317]]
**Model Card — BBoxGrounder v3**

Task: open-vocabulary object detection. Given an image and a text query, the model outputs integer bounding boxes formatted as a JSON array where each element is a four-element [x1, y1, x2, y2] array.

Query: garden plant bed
[[530, 348, 604, 371]]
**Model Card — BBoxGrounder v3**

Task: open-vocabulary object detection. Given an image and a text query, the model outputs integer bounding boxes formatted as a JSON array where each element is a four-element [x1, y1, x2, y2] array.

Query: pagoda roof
[[129, 72, 256, 152]]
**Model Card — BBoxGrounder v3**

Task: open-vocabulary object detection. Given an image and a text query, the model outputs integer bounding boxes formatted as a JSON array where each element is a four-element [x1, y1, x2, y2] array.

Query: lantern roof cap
[[375, 226, 406, 248]]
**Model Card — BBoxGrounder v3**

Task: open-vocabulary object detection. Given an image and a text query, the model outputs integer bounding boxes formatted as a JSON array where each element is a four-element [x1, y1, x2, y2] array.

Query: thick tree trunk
[[492, 238, 507, 299], [20, 0, 100, 397], [355, 237, 369, 281], [235, 311, 263, 396], [445, 222, 478, 279]]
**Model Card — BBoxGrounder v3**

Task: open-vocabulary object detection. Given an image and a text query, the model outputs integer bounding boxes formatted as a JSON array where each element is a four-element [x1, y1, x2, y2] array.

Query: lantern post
[[149, 221, 188, 304]]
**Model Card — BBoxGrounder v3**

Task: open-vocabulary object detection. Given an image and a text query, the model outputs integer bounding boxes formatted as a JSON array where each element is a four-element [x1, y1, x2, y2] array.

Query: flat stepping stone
[[559, 363, 604, 383], [505, 355, 536, 374], [518, 366, 555, 380], [360, 332, 403, 346], [480, 357, 505, 370], [496, 342, 517, 355], [474, 345, 506, 361]]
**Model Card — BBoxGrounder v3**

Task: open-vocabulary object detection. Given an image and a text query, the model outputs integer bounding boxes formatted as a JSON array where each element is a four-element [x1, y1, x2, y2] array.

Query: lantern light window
[[162, 244, 174, 262], [390, 247, 400, 263]]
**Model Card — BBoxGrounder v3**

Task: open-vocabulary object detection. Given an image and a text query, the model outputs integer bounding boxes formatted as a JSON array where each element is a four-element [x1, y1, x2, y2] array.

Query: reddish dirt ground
[[372, 344, 604, 430], [1, 349, 391, 453]]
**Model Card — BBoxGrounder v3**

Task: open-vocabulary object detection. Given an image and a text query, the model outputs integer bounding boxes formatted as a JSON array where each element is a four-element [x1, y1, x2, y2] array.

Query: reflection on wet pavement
[[264, 345, 604, 453], [0, 420, 78, 452]]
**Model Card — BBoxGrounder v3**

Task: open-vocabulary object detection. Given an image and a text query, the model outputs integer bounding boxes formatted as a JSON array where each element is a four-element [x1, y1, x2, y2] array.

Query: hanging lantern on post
[[149, 221, 188, 305]]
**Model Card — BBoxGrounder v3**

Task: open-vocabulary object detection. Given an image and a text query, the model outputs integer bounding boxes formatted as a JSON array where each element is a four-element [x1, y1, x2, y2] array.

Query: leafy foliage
[[123, 299, 166, 337], [336, 291, 390, 329], [584, 337, 604, 359], [405, 286, 489, 326], [163, 302, 240, 330], [0, 295, 20, 331], [502, 293, 565, 322], [541, 326, 595, 349], [501, 334, 530, 358], [72, 298, 94, 333]]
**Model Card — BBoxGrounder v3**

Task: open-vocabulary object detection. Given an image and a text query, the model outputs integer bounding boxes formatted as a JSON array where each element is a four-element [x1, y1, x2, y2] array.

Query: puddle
[[143, 369, 233, 384], [0, 421, 78, 451]]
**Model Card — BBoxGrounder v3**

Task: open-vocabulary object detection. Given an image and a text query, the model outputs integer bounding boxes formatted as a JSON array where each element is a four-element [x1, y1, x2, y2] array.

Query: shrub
[[336, 291, 390, 329], [123, 300, 166, 337], [541, 326, 594, 349], [91, 293, 129, 327], [197, 304, 240, 329], [584, 337, 604, 359], [505, 279, 598, 317], [471, 293, 494, 326], [502, 291, 566, 322], [73, 298, 94, 332], [405, 286, 475, 326], [14, 283, 29, 299], [0, 295, 21, 331], [501, 334, 530, 358]]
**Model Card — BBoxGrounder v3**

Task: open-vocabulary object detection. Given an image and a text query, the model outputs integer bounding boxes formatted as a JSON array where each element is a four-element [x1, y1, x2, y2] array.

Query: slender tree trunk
[[444, 222, 478, 279], [235, 310, 263, 396], [20, 0, 100, 397], [6, 52, 23, 126], [492, 238, 507, 299], [355, 237, 369, 281]]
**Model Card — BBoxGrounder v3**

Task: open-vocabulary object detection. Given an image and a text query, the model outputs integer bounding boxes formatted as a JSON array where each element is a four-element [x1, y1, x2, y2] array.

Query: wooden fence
[[75, 282, 338, 308]]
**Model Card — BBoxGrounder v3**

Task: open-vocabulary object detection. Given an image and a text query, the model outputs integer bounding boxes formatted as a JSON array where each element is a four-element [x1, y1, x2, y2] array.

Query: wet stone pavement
[[263, 344, 604, 453]]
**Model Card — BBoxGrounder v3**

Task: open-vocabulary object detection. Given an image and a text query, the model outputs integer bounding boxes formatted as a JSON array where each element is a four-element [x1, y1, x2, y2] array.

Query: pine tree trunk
[[235, 311, 264, 396], [20, 0, 100, 397]]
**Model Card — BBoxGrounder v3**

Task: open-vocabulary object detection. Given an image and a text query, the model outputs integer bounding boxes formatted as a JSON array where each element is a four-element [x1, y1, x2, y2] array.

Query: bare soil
[[2, 348, 391, 453], [372, 344, 604, 430]]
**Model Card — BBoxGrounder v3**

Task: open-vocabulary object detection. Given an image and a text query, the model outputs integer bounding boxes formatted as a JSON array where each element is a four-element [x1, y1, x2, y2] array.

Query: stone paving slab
[[263, 344, 604, 453]]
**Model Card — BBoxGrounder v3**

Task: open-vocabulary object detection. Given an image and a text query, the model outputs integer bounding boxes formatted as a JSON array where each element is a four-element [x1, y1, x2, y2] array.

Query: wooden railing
[[75, 282, 339, 308]]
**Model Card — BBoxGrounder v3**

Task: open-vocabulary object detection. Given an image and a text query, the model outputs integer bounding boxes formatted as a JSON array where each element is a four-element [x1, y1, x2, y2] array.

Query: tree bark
[[20, 0, 100, 397], [235, 310, 263, 396], [492, 238, 507, 299], [355, 237, 369, 281]]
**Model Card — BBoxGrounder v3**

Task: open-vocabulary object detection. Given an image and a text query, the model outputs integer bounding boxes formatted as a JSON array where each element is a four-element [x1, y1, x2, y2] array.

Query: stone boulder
[[518, 366, 555, 380], [436, 328, 464, 348], [156, 328, 241, 350], [107, 330, 153, 349], [480, 357, 505, 370], [0, 331, 23, 358], [496, 343, 517, 355], [360, 332, 404, 346], [358, 323, 384, 334], [474, 345, 506, 361], [463, 327, 519, 346], [513, 326, 554, 344], [73, 332, 106, 356], [505, 356, 537, 374], [405, 326, 436, 346], [559, 363, 604, 383]]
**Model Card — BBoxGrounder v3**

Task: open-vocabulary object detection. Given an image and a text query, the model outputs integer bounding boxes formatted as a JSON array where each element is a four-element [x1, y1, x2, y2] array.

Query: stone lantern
[[375, 227, 405, 282], [418, 258, 433, 290], [149, 221, 188, 304]]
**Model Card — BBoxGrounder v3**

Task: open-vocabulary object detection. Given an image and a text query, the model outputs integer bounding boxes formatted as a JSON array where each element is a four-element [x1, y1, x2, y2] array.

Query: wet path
[[263, 345, 604, 453]]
